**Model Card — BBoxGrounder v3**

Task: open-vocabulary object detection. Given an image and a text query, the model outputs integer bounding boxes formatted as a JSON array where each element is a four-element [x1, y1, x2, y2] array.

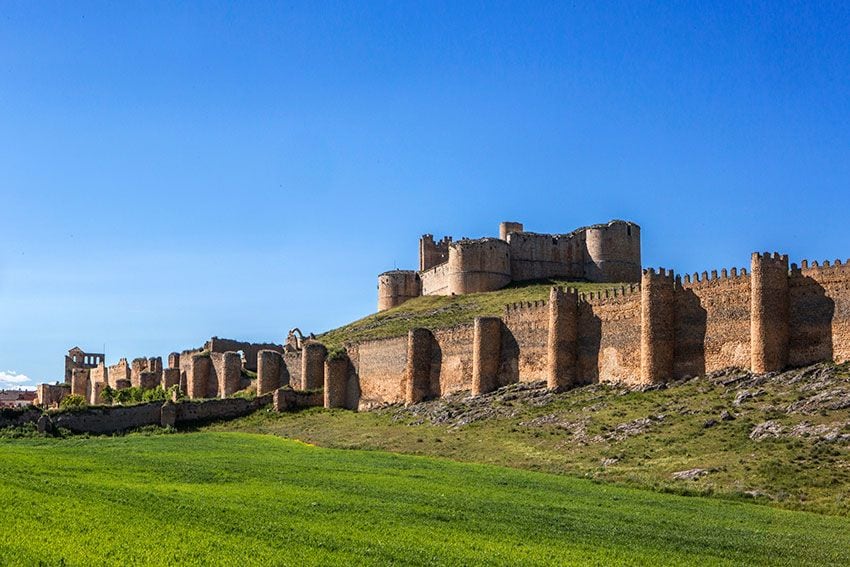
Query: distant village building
[[0, 390, 36, 408]]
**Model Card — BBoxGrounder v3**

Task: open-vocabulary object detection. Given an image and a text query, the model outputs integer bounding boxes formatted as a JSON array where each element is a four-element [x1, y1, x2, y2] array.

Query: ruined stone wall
[[257, 350, 283, 396], [205, 337, 284, 372], [501, 301, 549, 385], [283, 351, 302, 389], [174, 395, 272, 424], [432, 323, 475, 396], [162, 368, 180, 390], [183, 354, 212, 399], [107, 359, 130, 389], [130, 357, 162, 388], [39, 396, 273, 435], [677, 268, 751, 376], [352, 336, 407, 409], [273, 388, 324, 412], [36, 384, 69, 408], [583, 287, 642, 384], [90, 364, 108, 386], [789, 259, 850, 366], [211, 352, 241, 398]]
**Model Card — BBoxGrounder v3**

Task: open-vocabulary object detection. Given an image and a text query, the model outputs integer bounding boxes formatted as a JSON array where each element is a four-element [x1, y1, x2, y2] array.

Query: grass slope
[[209, 363, 850, 516], [1, 432, 850, 566], [318, 279, 618, 348]]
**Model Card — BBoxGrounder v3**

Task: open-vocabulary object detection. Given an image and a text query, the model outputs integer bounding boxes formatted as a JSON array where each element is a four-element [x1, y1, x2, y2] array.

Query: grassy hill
[[209, 362, 850, 517], [2, 432, 850, 565], [318, 279, 619, 348]]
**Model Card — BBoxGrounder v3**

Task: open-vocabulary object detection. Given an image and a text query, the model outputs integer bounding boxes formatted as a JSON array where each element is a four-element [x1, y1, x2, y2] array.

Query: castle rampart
[[378, 219, 642, 311], [345, 246, 850, 409]]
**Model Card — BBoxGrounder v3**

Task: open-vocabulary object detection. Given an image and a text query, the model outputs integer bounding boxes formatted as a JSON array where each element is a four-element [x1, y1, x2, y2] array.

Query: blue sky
[[2, 1, 849, 388]]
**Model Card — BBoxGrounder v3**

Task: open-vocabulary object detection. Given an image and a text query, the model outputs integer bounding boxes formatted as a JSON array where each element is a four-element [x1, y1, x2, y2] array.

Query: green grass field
[[2, 432, 849, 566]]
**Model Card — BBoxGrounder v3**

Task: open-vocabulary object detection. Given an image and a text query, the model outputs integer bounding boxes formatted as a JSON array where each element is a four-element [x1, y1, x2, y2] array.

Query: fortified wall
[[378, 220, 642, 311], [324, 252, 850, 410], [34, 221, 850, 418]]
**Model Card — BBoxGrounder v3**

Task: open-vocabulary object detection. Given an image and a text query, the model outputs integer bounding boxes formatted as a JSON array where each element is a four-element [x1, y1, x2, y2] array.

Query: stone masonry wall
[[352, 336, 408, 409], [501, 301, 549, 385], [789, 259, 850, 366], [432, 323, 475, 396], [583, 287, 642, 384], [677, 268, 751, 376]]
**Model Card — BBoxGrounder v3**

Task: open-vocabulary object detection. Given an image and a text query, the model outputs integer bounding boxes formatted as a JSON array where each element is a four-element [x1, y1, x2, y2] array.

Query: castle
[[377, 220, 641, 310], [35, 219, 850, 418]]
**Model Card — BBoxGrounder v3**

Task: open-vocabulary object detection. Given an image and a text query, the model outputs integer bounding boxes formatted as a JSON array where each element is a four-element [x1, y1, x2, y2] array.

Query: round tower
[[584, 220, 641, 283], [377, 270, 421, 311], [447, 238, 512, 295], [499, 221, 524, 241]]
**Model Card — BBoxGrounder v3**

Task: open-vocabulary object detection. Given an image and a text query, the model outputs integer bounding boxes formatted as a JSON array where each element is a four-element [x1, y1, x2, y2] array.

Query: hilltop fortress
[[35, 219, 850, 420], [377, 220, 641, 310]]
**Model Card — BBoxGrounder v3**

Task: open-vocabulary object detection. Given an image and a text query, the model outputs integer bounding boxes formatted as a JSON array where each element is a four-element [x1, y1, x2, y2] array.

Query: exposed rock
[[592, 415, 666, 443], [750, 420, 784, 441], [750, 419, 850, 442], [734, 389, 763, 406], [672, 468, 708, 480], [785, 389, 850, 415]]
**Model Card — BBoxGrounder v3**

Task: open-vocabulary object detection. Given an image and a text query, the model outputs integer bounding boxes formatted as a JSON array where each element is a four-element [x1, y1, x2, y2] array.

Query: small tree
[[100, 385, 115, 405], [115, 388, 132, 404]]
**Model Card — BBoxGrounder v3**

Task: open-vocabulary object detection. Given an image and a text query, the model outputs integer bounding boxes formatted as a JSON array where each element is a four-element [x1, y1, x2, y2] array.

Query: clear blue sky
[[2, 1, 849, 388]]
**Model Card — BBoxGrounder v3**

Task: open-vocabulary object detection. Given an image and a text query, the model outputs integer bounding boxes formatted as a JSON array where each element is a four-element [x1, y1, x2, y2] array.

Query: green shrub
[[326, 346, 348, 361], [142, 386, 168, 402], [59, 395, 87, 409]]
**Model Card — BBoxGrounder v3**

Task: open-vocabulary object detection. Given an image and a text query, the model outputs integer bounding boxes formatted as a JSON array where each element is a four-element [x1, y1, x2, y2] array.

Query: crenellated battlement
[[579, 283, 641, 304], [752, 251, 789, 267], [679, 265, 749, 288], [794, 257, 850, 272], [504, 299, 549, 314]]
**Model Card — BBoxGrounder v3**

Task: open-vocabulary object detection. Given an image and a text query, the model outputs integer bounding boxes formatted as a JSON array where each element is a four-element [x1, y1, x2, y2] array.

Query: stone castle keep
[[377, 220, 641, 311], [36, 219, 850, 416]]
